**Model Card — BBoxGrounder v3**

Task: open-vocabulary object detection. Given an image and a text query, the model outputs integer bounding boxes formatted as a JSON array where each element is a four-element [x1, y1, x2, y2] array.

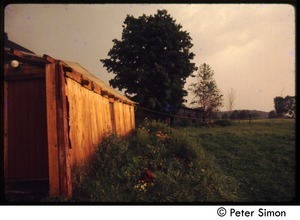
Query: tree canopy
[[189, 63, 223, 120], [101, 9, 197, 114], [274, 95, 295, 118]]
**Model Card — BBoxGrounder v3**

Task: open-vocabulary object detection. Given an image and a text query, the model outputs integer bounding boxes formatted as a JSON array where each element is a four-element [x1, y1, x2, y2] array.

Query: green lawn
[[178, 118, 296, 202]]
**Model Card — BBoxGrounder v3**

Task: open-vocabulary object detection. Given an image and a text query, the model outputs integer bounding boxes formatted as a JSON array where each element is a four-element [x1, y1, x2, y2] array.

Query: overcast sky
[[4, 4, 295, 112]]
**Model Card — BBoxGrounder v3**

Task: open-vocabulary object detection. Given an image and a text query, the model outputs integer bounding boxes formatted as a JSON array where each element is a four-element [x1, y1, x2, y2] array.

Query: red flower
[[140, 168, 155, 182]]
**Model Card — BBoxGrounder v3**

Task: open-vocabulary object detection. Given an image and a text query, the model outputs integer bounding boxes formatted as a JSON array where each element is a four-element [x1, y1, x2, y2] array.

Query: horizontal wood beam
[[91, 81, 101, 94], [43, 54, 56, 63], [101, 90, 109, 96]]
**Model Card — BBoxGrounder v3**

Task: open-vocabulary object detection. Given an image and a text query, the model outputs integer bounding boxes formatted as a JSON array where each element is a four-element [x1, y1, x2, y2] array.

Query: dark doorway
[[5, 77, 49, 200]]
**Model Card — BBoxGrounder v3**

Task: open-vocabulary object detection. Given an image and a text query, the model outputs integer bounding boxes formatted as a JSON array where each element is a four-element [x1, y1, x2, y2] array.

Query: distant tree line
[[268, 95, 295, 118], [221, 110, 259, 120]]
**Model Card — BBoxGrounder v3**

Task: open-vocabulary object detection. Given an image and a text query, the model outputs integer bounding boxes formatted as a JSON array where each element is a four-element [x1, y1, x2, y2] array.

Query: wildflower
[[156, 130, 168, 142], [140, 168, 155, 183], [134, 182, 148, 193], [134, 168, 156, 193]]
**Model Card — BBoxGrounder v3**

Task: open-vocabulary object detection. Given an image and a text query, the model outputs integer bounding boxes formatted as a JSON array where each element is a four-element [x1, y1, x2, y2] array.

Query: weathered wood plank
[[11, 49, 24, 58], [45, 63, 60, 196], [57, 63, 72, 197], [81, 75, 92, 90], [119, 103, 125, 136], [65, 70, 82, 84], [130, 105, 136, 131], [92, 82, 101, 94], [43, 54, 56, 63], [101, 90, 109, 96]]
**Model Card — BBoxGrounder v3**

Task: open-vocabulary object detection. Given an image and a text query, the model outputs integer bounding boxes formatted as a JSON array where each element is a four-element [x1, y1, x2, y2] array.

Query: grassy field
[[67, 118, 296, 203], [178, 118, 296, 202]]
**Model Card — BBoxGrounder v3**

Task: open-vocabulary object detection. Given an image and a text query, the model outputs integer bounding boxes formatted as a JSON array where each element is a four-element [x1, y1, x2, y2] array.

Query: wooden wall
[[4, 49, 136, 198], [65, 77, 135, 167]]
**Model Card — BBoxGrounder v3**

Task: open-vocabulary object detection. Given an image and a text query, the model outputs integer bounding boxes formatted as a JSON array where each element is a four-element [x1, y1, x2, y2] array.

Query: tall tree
[[189, 63, 223, 120], [101, 10, 197, 115]]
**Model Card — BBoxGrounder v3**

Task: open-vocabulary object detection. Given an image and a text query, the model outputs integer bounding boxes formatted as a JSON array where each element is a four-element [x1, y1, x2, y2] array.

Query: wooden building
[[4, 46, 135, 198], [173, 106, 204, 125]]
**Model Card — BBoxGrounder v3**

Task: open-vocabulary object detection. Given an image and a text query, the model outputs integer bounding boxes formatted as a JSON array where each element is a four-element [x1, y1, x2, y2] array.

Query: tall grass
[[72, 120, 239, 202], [71, 119, 295, 203]]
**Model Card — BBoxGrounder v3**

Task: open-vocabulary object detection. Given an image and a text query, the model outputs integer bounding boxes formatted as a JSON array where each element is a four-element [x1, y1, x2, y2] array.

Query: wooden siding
[[114, 101, 125, 136], [65, 77, 109, 166], [130, 105, 136, 131], [65, 77, 135, 167]]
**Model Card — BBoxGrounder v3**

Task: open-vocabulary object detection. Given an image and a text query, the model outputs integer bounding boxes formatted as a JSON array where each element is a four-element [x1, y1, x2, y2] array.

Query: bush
[[72, 120, 239, 202]]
